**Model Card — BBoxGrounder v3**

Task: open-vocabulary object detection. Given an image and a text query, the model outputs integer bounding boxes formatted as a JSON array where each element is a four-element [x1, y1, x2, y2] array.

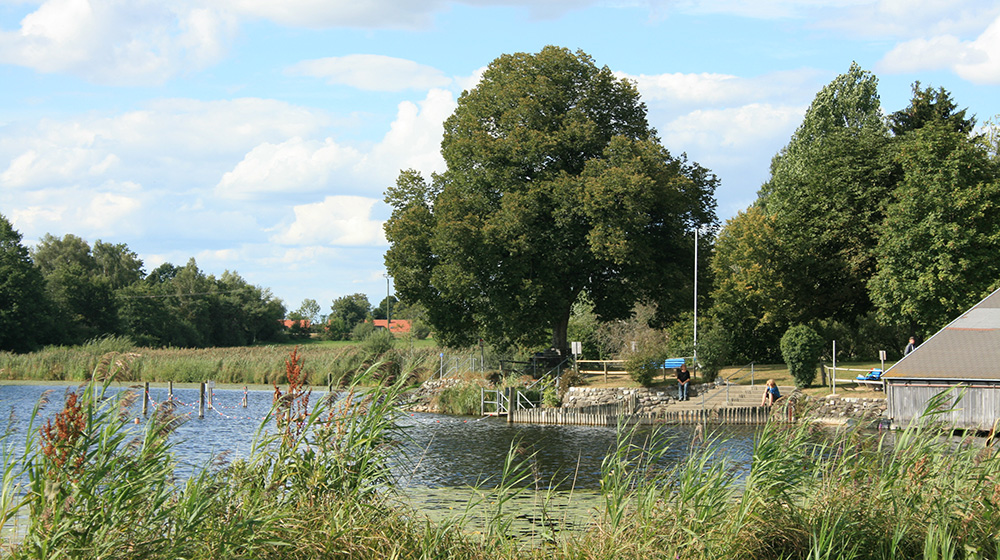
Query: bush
[[436, 382, 483, 415], [696, 322, 731, 383], [780, 324, 825, 387], [625, 346, 668, 387], [361, 328, 394, 358], [351, 320, 376, 340], [410, 320, 431, 340]]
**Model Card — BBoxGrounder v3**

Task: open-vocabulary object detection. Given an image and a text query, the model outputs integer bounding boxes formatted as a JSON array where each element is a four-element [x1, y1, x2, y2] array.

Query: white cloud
[[0, 0, 236, 84], [661, 103, 805, 155], [222, 0, 592, 29], [0, 98, 330, 191], [361, 88, 453, 183], [820, 0, 1000, 39], [878, 14, 1000, 84], [81, 189, 142, 233], [288, 55, 452, 91], [272, 195, 386, 246], [621, 69, 823, 108], [216, 137, 362, 199]]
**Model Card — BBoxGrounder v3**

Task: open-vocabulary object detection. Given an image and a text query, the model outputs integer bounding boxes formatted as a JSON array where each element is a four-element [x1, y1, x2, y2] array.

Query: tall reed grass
[[3, 354, 999, 559], [0, 338, 441, 387]]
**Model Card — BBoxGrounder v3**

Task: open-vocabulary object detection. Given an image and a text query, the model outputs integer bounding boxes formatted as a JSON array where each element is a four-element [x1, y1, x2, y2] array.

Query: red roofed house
[[373, 319, 411, 334], [281, 319, 311, 330]]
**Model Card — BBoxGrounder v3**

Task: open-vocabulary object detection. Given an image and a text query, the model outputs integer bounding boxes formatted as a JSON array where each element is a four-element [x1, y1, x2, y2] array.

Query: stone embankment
[[405, 377, 465, 413], [807, 395, 887, 427], [405, 379, 888, 426], [562, 385, 710, 414]]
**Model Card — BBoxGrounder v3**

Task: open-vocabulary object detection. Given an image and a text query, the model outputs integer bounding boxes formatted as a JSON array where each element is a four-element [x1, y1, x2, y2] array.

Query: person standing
[[676, 363, 691, 401], [904, 336, 917, 356]]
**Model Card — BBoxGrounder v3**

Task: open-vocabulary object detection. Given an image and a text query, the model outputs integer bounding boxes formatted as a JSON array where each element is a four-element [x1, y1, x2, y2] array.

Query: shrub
[[780, 324, 825, 387], [625, 346, 668, 387], [436, 382, 483, 415], [351, 320, 376, 341], [410, 320, 432, 340], [361, 328, 394, 359], [696, 322, 731, 383]]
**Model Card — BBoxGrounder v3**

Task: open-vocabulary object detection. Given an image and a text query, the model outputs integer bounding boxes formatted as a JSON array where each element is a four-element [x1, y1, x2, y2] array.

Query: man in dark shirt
[[676, 363, 691, 401]]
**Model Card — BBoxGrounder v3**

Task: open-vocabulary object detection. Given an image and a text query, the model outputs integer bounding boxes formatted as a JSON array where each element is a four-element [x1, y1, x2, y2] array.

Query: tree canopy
[[712, 67, 1000, 360], [0, 215, 49, 352], [385, 46, 717, 353]]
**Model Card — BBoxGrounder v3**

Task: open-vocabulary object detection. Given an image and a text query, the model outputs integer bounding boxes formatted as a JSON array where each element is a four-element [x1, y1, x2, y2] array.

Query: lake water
[[1, 383, 759, 491]]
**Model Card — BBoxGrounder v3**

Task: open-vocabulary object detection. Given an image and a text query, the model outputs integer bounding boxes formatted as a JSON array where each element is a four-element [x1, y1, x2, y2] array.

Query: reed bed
[[3, 351, 999, 559], [0, 336, 441, 387]]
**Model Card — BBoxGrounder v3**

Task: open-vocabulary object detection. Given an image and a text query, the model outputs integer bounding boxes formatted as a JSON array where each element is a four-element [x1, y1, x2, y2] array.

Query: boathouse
[[883, 287, 1000, 431]]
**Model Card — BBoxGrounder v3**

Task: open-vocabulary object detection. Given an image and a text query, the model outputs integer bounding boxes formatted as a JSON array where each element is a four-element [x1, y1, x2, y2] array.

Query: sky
[[1, 0, 999, 316]]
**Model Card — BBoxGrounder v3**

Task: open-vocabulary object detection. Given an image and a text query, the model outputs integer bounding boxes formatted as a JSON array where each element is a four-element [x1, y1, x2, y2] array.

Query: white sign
[[571, 341, 582, 355]]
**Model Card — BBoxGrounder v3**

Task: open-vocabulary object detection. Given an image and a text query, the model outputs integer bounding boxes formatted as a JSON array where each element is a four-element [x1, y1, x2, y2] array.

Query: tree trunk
[[551, 305, 571, 357]]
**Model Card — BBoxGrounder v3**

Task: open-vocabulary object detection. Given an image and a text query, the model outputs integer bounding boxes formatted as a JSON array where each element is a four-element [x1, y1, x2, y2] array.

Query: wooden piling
[[142, 382, 149, 416], [242, 386, 248, 408], [168, 381, 173, 401], [198, 382, 205, 418]]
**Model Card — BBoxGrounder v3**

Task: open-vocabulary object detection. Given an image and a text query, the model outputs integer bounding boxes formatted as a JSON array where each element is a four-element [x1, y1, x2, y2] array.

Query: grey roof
[[883, 287, 1000, 381]]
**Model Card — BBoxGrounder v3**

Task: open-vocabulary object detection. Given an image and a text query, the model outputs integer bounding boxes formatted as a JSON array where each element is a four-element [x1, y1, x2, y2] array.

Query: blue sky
[[2, 0, 998, 315]]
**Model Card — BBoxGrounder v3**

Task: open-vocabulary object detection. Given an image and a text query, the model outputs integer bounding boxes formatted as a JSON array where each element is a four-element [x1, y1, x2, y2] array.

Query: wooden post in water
[[168, 381, 173, 401], [207, 382, 213, 410], [242, 386, 248, 408], [198, 382, 205, 418], [142, 382, 149, 416]]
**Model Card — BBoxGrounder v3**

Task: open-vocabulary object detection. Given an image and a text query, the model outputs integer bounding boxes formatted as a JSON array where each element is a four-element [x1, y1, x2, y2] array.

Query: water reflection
[[1, 383, 759, 491]]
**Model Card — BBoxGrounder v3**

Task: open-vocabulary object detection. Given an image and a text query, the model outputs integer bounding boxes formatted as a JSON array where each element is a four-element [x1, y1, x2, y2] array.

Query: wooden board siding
[[886, 382, 1000, 431]]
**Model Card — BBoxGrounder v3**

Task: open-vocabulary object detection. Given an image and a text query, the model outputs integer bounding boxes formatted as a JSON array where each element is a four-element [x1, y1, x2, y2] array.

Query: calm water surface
[[1, 383, 759, 490]]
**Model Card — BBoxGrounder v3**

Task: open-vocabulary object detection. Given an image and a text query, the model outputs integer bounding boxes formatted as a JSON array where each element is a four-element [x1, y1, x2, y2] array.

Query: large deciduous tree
[[868, 120, 1000, 336], [384, 46, 717, 353], [757, 63, 897, 323]]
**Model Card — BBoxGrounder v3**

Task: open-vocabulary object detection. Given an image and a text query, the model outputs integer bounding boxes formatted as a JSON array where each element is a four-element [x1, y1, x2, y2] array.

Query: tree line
[[0, 229, 287, 351], [384, 47, 1000, 371]]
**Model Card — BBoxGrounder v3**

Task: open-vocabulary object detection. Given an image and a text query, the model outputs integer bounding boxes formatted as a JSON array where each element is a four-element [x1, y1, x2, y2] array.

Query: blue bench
[[663, 358, 686, 369]]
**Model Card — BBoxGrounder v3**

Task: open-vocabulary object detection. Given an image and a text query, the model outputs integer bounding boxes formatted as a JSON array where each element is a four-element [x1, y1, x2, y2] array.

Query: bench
[[663, 358, 686, 369]]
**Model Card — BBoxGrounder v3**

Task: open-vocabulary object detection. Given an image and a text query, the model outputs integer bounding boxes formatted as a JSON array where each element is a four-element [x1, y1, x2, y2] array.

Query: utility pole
[[693, 227, 699, 372]]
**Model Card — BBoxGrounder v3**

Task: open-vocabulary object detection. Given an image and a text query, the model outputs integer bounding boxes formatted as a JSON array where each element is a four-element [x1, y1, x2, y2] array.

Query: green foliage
[[0, 214, 49, 352], [624, 345, 668, 387], [385, 46, 717, 354], [889, 81, 975, 136], [361, 327, 395, 358], [695, 322, 730, 383], [410, 319, 432, 340], [780, 324, 825, 387], [331, 293, 372, 332], [436, 382, 484, 415], [707, 206, 788, 362], [542, 386, 561, 407], [351, 319, 377, 341], [868, 120, 1000, 337]]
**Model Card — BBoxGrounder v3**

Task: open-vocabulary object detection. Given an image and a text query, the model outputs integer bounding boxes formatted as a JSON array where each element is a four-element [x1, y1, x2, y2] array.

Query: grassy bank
[[0, 336, 442, 386], [3, 350, 998, 559]]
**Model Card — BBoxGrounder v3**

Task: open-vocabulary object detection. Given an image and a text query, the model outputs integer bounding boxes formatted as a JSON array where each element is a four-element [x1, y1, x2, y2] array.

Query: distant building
[[883, 287, 1000, 431], [372, 319, 411, 334], [280, 319, 311, 330]]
